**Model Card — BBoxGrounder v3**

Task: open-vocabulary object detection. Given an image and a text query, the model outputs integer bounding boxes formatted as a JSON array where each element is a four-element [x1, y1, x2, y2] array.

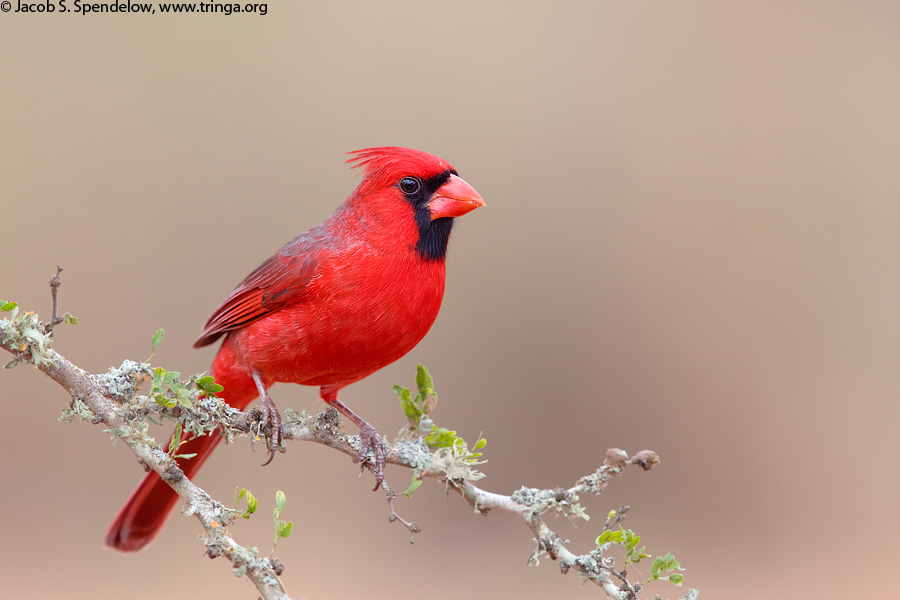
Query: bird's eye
[[399, 177, 421, 195]]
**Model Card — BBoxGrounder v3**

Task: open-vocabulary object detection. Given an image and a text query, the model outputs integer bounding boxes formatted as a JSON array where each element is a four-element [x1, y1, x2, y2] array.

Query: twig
[[383, 484, 421, 542], [48, 266, 63, 335], [604, 505, 631, 531], [600, 561, 640, 599]]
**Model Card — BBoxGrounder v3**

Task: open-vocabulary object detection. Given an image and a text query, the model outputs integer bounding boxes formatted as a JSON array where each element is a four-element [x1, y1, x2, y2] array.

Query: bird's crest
[[346, 147, 454, 184]]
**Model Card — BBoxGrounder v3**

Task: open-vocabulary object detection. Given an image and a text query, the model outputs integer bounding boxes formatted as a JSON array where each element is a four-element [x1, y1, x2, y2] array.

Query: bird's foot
[[355, 423, 386, 491], [321, 391, 386, 490], [251, 369, 282, 466], [259, 394, 283, 466]]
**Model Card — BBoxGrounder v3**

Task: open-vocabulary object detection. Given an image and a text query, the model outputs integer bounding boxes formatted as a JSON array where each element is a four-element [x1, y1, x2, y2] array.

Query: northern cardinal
[[106, 147, 484, 552]]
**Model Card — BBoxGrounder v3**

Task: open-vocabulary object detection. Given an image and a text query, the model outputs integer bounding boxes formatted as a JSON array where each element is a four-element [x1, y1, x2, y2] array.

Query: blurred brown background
[[1, 1, 897, 598]]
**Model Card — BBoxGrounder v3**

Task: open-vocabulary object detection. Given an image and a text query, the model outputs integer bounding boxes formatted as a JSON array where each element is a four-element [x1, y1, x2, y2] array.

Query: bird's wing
[[193, 229, 329, 348]]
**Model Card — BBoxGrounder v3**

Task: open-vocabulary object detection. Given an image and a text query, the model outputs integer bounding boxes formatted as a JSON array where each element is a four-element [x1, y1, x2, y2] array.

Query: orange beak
[[428, 174, 485, 220]]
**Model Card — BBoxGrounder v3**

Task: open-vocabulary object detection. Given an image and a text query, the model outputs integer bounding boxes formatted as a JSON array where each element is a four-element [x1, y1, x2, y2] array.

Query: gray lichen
[[511, 486, 588, 521], [0, 306, 57, 368]]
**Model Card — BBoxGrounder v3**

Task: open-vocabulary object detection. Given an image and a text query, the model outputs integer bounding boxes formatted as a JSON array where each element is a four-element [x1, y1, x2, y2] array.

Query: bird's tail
[[105, 340, 259, 552]]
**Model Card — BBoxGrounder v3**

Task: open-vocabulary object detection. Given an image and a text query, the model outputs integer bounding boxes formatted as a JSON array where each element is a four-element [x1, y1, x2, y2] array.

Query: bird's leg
[[251, 369, 282, 466], [322, 390, 386, 491]]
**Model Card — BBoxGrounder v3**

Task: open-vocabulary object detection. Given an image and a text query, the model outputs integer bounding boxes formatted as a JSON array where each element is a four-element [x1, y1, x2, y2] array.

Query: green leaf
[[272, 491, 291, 546], [424, 426, 458, 449], [626, 531, 640, 549], [197, 375, 224, 395], [414, 365, 438, 414], [151, 328, 165, 352], [646, 552, 685, 584], [415, 364, 434, 393], [153, 393, 175, 408], [652, 556, 663, 576], [278, 521, 293, 538], [176, 387, 192, 408], [631, 547, 649, 563], [596, 529, 625, 546], [661, 553, 678, 570], [403, 476, 423, 497], [394, 384, 418, 419], [151, 367, 166, 389], [64, 314, 78, 325], [168, 423, 183, 455], [0, 301, 17, 312], [235, 488, 258, 518]]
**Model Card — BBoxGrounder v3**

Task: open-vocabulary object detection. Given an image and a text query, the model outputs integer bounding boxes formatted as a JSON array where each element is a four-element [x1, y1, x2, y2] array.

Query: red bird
[[106, 147, 484, 552]]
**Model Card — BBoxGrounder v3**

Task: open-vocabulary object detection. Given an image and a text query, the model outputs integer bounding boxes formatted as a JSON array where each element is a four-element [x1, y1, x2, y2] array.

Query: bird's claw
[[354, 423, 386, 491], [249, 370, 282, 466], [259, 396, 283, 467]]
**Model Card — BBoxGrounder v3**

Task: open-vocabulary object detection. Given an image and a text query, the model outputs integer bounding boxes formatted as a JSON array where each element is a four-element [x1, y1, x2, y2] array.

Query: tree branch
[[1, 284, 693, 599], [0, 307, 289, 600]]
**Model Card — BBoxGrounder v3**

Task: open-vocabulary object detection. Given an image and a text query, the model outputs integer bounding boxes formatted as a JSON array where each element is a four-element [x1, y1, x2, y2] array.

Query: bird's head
[[346, 147, 485, 261]]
